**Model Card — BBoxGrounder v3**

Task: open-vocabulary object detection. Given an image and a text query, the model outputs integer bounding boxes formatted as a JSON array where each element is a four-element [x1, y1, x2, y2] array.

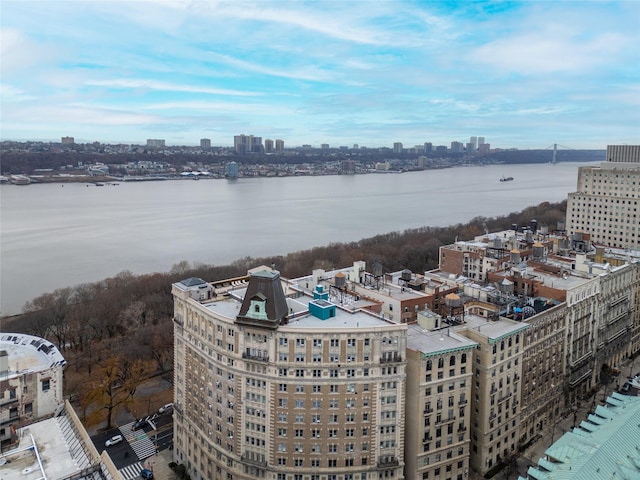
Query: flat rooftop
[[203, 286, 401, 331], [0, 333, 66, 378], [0, 414, 94, 480], [492, 264, 592, 291], [406, 323, 477, 356], [462, 313, 529, 342]]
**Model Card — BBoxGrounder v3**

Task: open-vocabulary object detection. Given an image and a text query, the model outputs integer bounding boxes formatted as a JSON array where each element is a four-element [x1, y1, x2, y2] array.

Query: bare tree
[[82, 356, 154, 429], [24, 287, 73, 351]]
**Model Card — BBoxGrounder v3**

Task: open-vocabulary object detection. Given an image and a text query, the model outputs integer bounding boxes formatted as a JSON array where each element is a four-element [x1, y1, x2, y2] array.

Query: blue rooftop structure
[[518, 392, 640, 480]]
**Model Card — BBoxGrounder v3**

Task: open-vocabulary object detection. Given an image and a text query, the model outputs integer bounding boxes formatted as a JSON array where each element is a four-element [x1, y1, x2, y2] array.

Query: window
[[41, 379, 50, 392]]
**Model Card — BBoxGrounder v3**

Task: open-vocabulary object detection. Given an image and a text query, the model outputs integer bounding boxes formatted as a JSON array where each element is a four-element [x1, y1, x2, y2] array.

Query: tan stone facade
[[172, 271, 407, 480]]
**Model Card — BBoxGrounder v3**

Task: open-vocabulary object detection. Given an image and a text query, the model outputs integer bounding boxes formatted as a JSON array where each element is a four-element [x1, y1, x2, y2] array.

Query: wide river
[[0, 162, 594, 316]]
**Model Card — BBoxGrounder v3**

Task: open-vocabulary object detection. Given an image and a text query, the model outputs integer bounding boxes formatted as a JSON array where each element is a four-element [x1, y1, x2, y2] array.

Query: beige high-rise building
[[405, 322, 476, 480], [566, 145, 640, 250], [265, 139, 274, 154], [458, 315, 528, 475], [172, 267, 407, 480]]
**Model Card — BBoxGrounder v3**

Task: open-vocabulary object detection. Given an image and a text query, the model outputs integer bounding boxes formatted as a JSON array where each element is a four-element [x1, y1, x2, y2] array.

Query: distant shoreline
[[1, 159, 599, 186]]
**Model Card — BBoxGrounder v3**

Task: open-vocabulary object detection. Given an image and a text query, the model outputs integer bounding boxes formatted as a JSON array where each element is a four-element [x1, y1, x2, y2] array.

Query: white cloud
[[86, 79, 262, 97]]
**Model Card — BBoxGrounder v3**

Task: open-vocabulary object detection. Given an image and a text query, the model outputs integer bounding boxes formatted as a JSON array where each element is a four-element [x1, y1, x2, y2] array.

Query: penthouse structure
[[0, 333, 66, 447], [566, 144, 640, 250], [172, 267, 407, 480]]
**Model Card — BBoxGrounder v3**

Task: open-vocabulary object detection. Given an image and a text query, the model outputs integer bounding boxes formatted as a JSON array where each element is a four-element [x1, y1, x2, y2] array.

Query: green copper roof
[[519, 392, 640, 480]]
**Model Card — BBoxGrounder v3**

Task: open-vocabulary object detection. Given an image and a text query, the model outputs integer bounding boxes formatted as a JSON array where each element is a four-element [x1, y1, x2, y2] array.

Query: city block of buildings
[[171, 145, 640, 480]]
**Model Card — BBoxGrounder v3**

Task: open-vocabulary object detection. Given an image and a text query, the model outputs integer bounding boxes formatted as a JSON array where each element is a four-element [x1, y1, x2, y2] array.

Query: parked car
[[131, 418, 148, 431], [105, 434, 123, 447], [140, 468, 154, 479], [159, 402, 173, 414]]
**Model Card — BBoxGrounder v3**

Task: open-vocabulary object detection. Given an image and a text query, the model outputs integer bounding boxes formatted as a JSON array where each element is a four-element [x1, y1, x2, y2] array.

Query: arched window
[[426, 360, 432, 371], [449, 356, 456, 366]]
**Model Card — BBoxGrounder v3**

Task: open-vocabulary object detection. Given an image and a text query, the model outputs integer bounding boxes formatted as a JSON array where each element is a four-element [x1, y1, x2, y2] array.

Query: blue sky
[[1, 1, 639, 149]]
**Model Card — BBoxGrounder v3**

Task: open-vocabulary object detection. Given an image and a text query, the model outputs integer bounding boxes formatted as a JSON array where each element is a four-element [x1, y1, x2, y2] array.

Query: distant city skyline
[[2, 1, 639, 148]]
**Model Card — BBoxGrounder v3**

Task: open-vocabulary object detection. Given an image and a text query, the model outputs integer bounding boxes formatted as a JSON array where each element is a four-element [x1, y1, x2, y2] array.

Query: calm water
[[0, 162, 590, 316]]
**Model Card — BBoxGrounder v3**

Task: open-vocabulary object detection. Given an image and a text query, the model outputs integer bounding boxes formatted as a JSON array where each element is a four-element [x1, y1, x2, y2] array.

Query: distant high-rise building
[[61, 136, 74, 144], [424, 142, 433, 153], [393, 142, 403, 154], [566, 145, 640, 249], [478, 136, 485, 146], [469, 136, 478, 150], [478, 143, 490, 154], [234, 134, 253, 154], [146, 138, 165, 148], [451, 141, 463, 153], [321, 143, 329, 150], [264, 139, 274, 154], [341, 159, 356, 173], [225, 161, 239, 178], [353, 144, 359, 150], [466, 142, 475, 152], [251, 136, 263, 154], [275, 139, 284, 153], [200, 138, 211, 149]]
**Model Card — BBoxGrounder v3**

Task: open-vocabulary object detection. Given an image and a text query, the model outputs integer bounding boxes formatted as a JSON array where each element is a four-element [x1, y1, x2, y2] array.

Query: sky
[[1, 1, 639, 149]]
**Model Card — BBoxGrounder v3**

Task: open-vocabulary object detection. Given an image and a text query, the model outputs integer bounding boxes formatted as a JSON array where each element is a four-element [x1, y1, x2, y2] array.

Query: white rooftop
[[462, 313, 529, 342], [0, 333, 66, 378], [406, 323, 477, 356], [0, 415, 93, 480], [203, 287, 400, 331]]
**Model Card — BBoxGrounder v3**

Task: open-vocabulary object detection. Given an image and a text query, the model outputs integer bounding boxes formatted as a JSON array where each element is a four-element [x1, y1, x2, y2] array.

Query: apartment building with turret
[[172, 267, 407, 480]]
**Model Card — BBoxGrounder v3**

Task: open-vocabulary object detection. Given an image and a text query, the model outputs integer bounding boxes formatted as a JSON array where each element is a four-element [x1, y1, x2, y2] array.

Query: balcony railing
[[380, 354, 402, 364], [242, 352, 269, 362], [241, 453, 268, 467], [377, 457, 399, 467]]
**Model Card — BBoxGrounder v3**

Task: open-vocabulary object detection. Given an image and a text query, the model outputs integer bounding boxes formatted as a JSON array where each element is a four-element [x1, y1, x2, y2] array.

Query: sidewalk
[[513, 358, 635, 479], [143, 449, 174, 480]]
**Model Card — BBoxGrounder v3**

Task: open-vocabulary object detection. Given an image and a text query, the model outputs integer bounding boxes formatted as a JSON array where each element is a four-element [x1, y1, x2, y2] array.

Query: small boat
[[500, 176, 514, 182], [10, 175, 31, 185]]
